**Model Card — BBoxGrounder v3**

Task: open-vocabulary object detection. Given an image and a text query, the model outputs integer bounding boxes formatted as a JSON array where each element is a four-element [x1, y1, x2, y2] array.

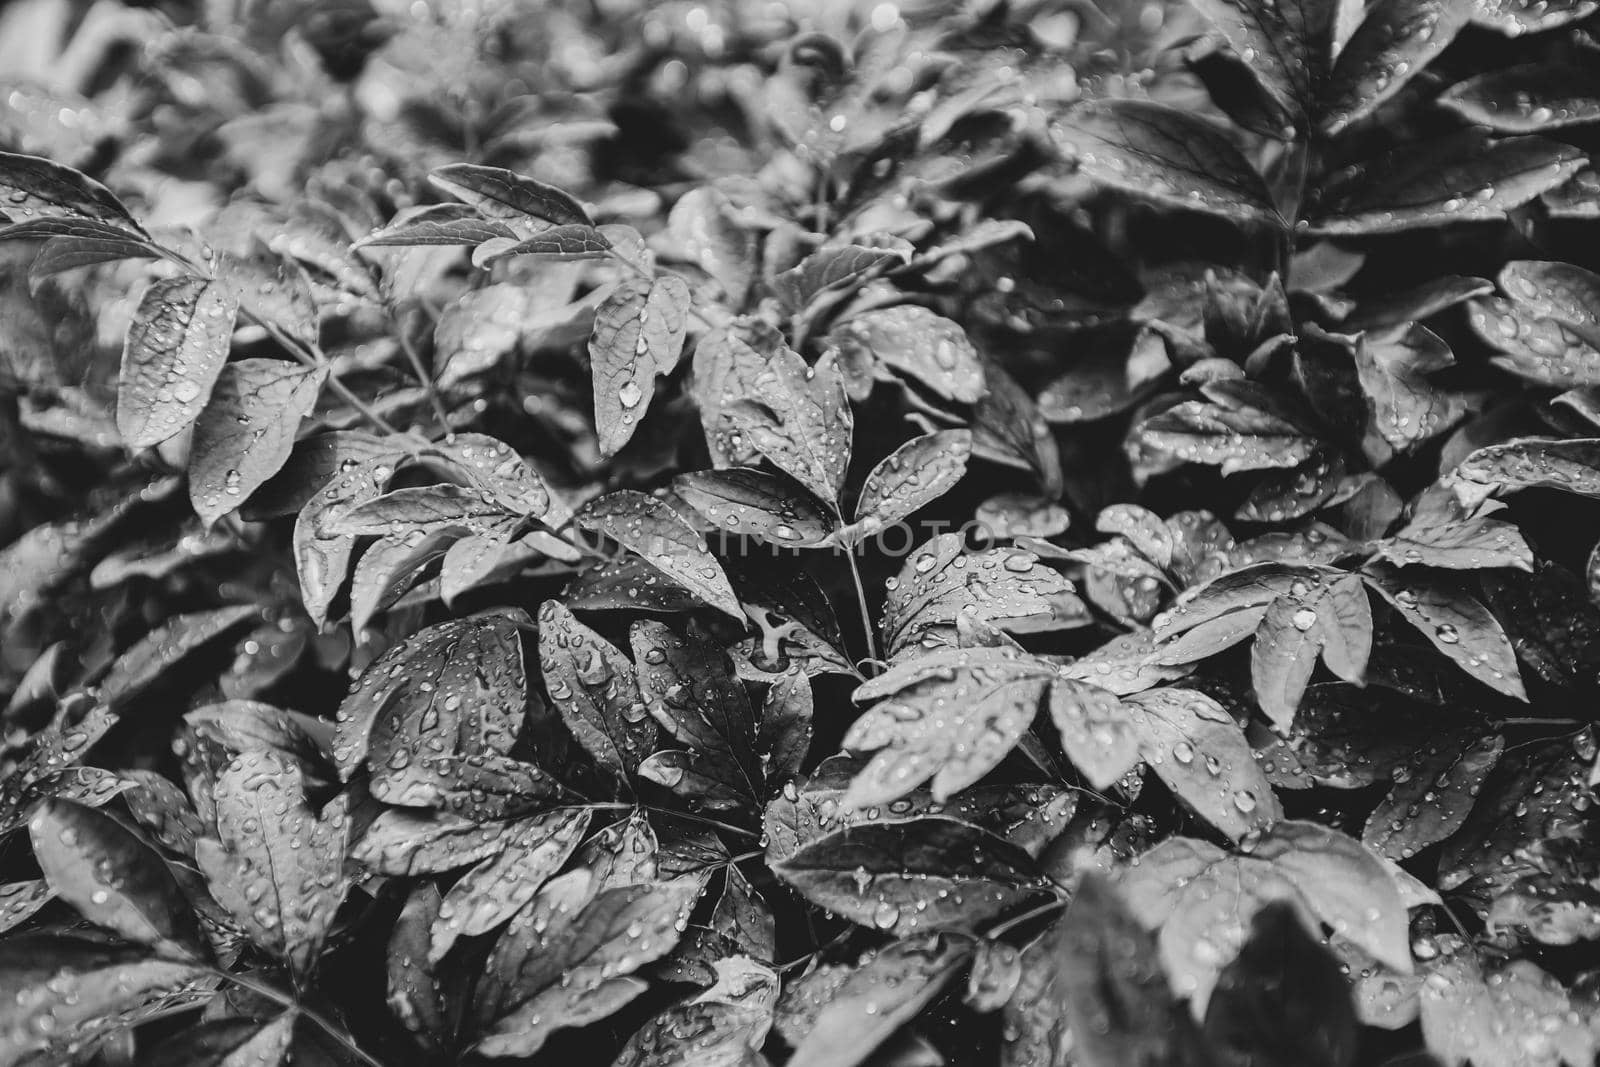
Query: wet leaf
[[1125, 687, 1282, 838], [772, 816, 1048, 935], [844, 430, 971, 543], [1304, 132, 1586, 235], [188, 358, 327, 526], [0, 933, 206, 1066], [117, 275, 240, 449], [214, 247, 319, 348], [1441, 63, 1600, 132], [354, 203, 518, 247], [630, 621, 761, 799], [971, 362, 1063, 496], [612, 957, 777, 1067], [1363, 733, 1503, 860], [474, 873, 705, 1057], [352, 809, 515, 876], [195, 751, 350, 980], [591, 274, 691, 456], [146, 1012, 298, 1067], [483, 223, 613, 261], [725, 347, 852, 507], [429, 164, 593, 227], [429, 807, 592, 961], [1418, 938, 1595, 1067], [97, 603, 259, 707], [785, 933, 974, 1067], [0, 150, 143, 229], [576, 491, 742, 620], [1248, 574, 1372, 730], [773, 244, 904, 315], [673, 468, 835, 548], [843, 648, 1053, 807], [1353, 326, 1472, 453], [827, 306, 986, 402], [29, 799, 202, 953], [335, 611, 538, 811], [1138, 392, 1318, 476], [1371, 517, 1532, 571], [1363, 566, 1527, 699], [882, 535, 1078, 656], [1454, 437, 1600, 498], [538, 600, 655, 787], [1319, 0, 1472, 136], [1470, 0, 1598, 36]]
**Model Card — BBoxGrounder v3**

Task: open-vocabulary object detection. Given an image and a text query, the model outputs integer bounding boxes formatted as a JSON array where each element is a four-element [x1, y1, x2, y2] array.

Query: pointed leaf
[[118, 276, 240, 448], [1305, 132, 1587, 235], [575, 491, 742, 619], [1363, 567, 1526, 699], [591, 274, 691, 456], [1319, 0, 1472, 136], [195, 751, 349, 979], [429, 164, 593, 227], [189, 359, 326, 526], [1441, 64, 1600, 133], [1052, 100, 1281, 226], [827, 306, 986, 402], [29, 799, 201, 953], [726, 347, 853, 506], [847, 430, 971, 538], [354, 203, 518, 247], [674, 468, 835, 547], [1363, 733, 1503, 860], [538, 600, 655, 785], [0, 150, 142, 229]]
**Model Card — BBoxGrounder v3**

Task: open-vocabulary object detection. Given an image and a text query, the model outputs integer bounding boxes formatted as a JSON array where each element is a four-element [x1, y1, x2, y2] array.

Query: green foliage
[[3, 0, 1600, 1064]]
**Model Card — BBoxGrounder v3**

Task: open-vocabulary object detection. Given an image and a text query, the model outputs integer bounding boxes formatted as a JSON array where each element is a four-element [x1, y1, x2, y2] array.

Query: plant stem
[[986, 896, 1070, 939], [202, 967, 387, 1067], [839, 536, 881, 675], [396, 321, 451, 431], [587, 802, 760, 840]]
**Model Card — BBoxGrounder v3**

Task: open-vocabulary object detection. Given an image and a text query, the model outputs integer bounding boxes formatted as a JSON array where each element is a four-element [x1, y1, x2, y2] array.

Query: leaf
[[773, 244, 904, 314], [1465, 296, 1600, 386], [0, 150, 143, 229], [1319, 0, 1472, 136], [430, 807, 592, 962], [214, 247, 319, 348], [1441, 64, 1600, 132], [188, 358, 327, 526], [335, 611, 539, 811], [785, 933, 974, 1067], [117, 275, 240, 449], [330, 485, 514, 540], [1304, 132, 1587, 235], [423, 433, 569, 526], [1481, 560, 1600, 691], [1418, 938, 1595, 1067], [1454, 437, 1600, 498], [1248, 574, 1372, 730], [575, 491, 742, 619], [1047, 678, 1144, 790], [612, 958, 777, 1067], [538, 600, 655, 787], [826, 306, 986, 402], [388, 884, 450, 1044], [1352, 326, 1471, 452], [1202, 901, 1359, 1067], [673, 468, 835, 547], [0, 880, 53, 933], [882, 535, 1078, 656], [772, 817, 1048, 935], [244, 430, 406, 520], [1054, 875, 1213, 1067], [27, 228, 158, 278], [353, 810, 515, 876], [354, 203, 518, 247], [84, 606, 251, 712], [1363, 567, 1527, 699], [844, 430, 971, 542], [28, 799, 201, 953], [1125, 688, 1282, 839], [1470, 0, 1598, 35], [195, 751, 350, 980], [1052, 100, 1281, 226], [429, 164, 594, 227], [842, 647, 1053, 807], [590, 274, 691, 456], [1138, 395, 1318, 476], [146, 1013, 298, 1067], [667, 186, 757, 304], [474, 874, 704, 1057], [1371, 517, 1532, 571], [293, 454, 398, 627], [484, 224, 613, 261], [630, 621, 762, 798], [972, 362, 1064, 496], [1184, 0, 1320, 127], [1363, 733, 1503, 860], [0, 933, 206, 1066], [1498, 259, 1600, 341], [726, 347, 853, 507]]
